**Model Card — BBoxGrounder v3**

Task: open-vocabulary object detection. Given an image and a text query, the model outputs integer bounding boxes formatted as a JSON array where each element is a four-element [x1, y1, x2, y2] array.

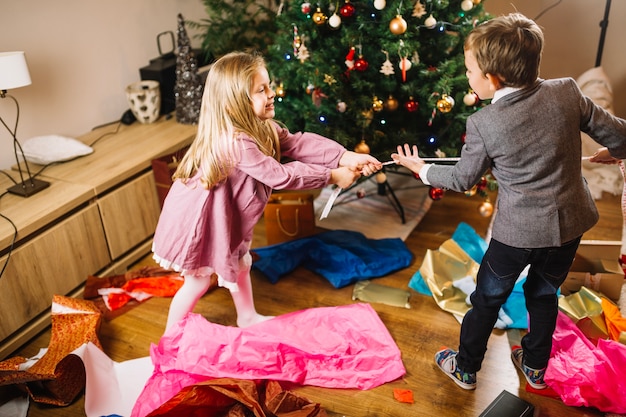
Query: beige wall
[[0, 0, 624, 170], [485, 0, 625, 119]]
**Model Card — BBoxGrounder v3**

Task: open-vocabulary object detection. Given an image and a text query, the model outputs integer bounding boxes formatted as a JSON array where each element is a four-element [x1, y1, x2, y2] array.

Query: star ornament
[[324, 74, 337, 85]]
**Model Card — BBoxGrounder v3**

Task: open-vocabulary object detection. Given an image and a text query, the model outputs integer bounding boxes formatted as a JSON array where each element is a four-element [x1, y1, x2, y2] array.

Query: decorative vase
[[125, 80, 161, 123]]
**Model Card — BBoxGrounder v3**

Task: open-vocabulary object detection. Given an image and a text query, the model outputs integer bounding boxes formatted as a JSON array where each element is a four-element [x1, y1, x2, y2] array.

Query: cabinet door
[[0, 204, 110, 341], [98, 171, 161, 259]]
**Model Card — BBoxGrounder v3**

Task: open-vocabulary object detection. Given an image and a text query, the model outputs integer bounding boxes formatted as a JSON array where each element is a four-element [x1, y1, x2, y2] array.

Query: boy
[[392, 13, 626, 390]]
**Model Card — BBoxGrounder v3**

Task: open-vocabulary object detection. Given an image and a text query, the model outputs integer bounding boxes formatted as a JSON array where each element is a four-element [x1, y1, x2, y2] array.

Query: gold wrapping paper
[[352, 280, 411, 309], [558, 287, 609, 343], [419, 239, 480, 317]]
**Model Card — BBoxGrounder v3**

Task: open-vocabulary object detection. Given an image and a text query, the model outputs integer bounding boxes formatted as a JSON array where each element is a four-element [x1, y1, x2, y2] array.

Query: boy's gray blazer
[[427, 78, 626, 248]]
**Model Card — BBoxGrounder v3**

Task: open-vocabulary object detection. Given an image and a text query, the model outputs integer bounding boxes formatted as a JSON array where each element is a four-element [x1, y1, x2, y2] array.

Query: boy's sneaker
[[435, 348, 476, 390], [511, 347, 547, 390]]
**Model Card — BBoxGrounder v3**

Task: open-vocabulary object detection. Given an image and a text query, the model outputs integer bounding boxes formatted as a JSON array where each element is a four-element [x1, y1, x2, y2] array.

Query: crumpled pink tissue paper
[[131, 303, 405, 417]]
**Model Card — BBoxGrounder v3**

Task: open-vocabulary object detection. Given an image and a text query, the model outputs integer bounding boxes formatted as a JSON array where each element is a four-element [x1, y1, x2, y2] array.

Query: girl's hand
[[330, 166, 361, 188], [589, 147, 620, 164], [391, 144, 425, 175], [339, 151, 382, 176]]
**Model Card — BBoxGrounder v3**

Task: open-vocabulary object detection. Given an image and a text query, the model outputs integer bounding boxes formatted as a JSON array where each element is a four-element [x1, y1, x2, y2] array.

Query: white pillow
[[20, 135, 93, 165]]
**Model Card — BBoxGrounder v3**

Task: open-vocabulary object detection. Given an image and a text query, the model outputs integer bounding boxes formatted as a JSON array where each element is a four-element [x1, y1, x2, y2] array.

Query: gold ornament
[[472, 0, 482, 4], [389, 15, 407, 35], [312, 8, 327, 25], [372, 96, 384, 112], [354, 139, 371, 154], [384, 95, 399, 111], [323, 74, 337, 85], [437, 94, 455, 113], [375, 172, 387, 183], [275, 83, 286, 98], [479, 200, 494, 217], [464, 185, 477, 197]]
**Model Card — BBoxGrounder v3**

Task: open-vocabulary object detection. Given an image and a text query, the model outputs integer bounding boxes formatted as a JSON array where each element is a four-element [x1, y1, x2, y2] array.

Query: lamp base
[[7, 178, 51, 197]]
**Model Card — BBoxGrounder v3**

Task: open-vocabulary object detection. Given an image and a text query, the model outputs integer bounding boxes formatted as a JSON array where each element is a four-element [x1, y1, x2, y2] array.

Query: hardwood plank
[[6, 189, 622, 416]]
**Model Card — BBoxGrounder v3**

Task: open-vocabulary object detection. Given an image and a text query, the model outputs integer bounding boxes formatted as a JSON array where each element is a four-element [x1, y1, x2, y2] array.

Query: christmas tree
[[265, 0, 492, 160]]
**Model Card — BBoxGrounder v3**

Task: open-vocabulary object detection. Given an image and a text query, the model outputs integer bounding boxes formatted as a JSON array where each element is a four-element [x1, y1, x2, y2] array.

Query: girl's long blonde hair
[[173, 51, 280, 188]]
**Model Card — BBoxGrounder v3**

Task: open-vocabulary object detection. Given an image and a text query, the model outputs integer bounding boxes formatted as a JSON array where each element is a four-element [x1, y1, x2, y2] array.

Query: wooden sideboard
[[0, 117, 196, 359]]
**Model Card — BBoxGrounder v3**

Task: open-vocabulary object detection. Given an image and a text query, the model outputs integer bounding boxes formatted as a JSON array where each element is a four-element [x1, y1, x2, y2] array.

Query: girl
[[153, 51, 381, 330]]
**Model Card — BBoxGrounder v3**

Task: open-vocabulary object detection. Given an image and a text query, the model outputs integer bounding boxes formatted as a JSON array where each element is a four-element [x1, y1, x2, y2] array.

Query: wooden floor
[[5, 188, 624, 417]]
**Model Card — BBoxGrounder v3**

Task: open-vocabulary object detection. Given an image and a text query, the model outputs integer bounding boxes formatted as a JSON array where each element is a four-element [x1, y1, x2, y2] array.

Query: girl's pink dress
[[151, 125, 345, 284]]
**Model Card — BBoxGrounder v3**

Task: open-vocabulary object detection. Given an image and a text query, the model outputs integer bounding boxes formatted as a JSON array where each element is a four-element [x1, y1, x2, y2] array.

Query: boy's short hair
[[465, 13, 544, 88]]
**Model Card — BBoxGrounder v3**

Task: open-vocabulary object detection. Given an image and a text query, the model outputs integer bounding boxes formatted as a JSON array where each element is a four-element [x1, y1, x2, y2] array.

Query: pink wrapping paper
[[546, 311, 626, 413], [132, 303, 405, 417]]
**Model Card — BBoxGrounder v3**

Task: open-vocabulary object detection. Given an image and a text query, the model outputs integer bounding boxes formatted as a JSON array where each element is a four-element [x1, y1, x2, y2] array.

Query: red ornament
[[476, 176, 488, 191], [339, 1, 356, 17], [428, 187, 445, 200], [301, 2, 312, 14], [354, 56, 368, 71], [461, 132, 466, 143], [404, 97, 418, 112]]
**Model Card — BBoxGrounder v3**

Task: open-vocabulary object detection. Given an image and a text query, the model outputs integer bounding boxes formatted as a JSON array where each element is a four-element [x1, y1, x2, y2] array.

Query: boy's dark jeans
[[457, 236, 581, 373]]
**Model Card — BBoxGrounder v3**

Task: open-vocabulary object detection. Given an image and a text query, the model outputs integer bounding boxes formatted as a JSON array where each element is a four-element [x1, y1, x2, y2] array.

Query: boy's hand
[[391, 144, 425, 175], [589, 147, 621, 164]]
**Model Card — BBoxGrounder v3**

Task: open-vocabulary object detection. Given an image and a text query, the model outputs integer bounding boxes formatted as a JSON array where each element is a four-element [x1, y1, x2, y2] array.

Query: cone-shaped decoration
[[175, 13, 203, 124]]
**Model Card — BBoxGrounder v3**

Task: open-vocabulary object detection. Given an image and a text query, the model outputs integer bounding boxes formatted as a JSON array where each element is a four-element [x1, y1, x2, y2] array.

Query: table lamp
[[0, 51, 50, 197]]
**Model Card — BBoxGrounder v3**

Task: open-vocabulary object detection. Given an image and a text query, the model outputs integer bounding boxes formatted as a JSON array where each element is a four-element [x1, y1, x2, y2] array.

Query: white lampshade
[[0, 51, 32, 91]]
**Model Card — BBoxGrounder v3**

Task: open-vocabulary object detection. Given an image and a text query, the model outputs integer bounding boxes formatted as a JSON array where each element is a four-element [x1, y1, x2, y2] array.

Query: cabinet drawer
[[98, 171, 161, 259], [0, 204, 110, 340]]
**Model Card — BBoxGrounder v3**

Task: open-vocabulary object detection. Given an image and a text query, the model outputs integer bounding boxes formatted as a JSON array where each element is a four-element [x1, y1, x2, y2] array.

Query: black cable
[[0, 169, 18, 185], [0, 193, 18, 280], [88, 120, 122, 147]]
